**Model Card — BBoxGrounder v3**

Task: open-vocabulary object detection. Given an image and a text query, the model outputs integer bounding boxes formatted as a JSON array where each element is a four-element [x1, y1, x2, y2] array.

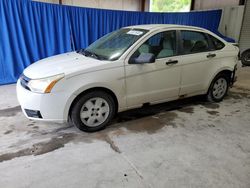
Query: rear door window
[[180, 31, 210, 54]]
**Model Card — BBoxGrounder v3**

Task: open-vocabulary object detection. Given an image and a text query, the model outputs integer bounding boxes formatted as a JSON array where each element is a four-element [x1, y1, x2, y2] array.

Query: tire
[[70, 91, 116, 132], [241, 49, 250, 66], [206, 74, 230, 102]]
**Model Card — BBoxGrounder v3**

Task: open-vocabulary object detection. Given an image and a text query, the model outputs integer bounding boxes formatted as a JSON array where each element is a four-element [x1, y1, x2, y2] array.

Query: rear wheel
[[206, 74, 229, 102], [241, 49, 250, 66], [70, 91, 116, 132]]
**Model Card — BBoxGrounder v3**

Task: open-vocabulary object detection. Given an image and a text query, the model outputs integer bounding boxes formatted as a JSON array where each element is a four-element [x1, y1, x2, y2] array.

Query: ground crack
[[103, 135, 121, 154]]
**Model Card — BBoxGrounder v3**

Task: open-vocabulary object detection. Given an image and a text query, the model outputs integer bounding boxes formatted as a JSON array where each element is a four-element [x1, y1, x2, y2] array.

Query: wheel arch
[[241, 48, 250, 55], [206, 68, 234, 94], [66, 87, 119, 122]]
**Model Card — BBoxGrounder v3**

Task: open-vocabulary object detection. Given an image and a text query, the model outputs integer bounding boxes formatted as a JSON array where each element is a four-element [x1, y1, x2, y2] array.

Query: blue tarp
[[0, 0, 233, 85]]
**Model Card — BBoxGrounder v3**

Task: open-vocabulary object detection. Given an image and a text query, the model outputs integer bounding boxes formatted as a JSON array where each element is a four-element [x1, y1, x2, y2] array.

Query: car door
[[178, 30, 216, 96], [124, 30, 182, 108]]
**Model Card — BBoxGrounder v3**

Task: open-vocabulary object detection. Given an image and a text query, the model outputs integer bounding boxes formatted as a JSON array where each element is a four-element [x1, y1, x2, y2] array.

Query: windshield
[[82, 28, 148, 61]]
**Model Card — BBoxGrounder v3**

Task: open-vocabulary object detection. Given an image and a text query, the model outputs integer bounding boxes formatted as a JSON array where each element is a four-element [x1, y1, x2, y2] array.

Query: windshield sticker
[[127, 30, 143, 36]]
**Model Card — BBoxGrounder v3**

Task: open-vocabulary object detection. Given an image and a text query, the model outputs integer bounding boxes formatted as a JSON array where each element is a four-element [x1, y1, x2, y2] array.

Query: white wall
[[194, 0, 239, 10], [239, 0, 250, 51], [218, 6, 245, 42], [33, 0, 143, 11], [193, 0, 244, 42], [33, 0, 59, 3]]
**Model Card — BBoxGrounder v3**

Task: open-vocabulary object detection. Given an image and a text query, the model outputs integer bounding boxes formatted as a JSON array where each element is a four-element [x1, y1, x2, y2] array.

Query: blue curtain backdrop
[[0, 0, 232, 85]]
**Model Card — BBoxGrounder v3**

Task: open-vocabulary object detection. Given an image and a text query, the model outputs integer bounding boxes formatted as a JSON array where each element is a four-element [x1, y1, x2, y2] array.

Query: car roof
[[125, 24, 208, 32]]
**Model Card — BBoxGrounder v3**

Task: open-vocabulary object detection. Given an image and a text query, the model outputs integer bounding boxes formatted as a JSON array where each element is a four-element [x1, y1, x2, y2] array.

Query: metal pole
[[190, 0, 195, 11], [141, 0, 145, 12]]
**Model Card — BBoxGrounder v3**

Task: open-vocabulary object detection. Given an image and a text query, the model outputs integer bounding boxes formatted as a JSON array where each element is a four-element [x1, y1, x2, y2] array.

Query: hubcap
[[80, 97, 110, 127], [212, 78, 227, 99]]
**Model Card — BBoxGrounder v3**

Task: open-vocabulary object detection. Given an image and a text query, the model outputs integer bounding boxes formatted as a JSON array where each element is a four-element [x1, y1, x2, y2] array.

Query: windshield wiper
[[78, 49, 105, 60], [77, 49, 85, 55], [85, 50, 100, 60], [77, 49, 92, 58]]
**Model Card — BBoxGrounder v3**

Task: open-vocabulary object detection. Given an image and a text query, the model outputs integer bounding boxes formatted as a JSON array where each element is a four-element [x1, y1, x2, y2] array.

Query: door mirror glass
[[129, 53, 155, 64]]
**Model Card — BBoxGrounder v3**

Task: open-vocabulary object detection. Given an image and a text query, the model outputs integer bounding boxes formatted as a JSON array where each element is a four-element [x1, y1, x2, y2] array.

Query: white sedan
[[17, 24, 239, 132]]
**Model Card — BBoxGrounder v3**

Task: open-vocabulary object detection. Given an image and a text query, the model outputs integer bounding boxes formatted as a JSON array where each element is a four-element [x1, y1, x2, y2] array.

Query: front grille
[[20, 74, 31, 91]]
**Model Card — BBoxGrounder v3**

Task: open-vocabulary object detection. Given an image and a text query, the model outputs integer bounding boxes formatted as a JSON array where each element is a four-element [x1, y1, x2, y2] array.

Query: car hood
[[23, 52, 105, 79]]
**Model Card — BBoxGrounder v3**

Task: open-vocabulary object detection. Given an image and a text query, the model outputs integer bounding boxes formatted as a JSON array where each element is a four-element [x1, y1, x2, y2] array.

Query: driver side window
[[131, 30, 177, 59]]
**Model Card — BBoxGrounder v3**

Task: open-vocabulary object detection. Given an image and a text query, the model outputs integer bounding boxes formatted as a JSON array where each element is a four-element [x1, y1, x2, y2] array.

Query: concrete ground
[[0, 67, 250, 188]]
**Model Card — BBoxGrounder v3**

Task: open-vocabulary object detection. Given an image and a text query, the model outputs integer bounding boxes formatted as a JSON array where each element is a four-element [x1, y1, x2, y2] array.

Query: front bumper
[[16, 79, 68, 122]]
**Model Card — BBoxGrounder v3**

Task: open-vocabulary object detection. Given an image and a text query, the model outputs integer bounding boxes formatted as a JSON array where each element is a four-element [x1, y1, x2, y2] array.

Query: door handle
[[207, 53, 216, 58], [166, 60, 178, 65]]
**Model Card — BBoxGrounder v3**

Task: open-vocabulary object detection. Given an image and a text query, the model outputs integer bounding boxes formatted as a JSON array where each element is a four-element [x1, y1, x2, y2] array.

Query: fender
[[62, 82, 126, 121], [205, 66, 234, 93]]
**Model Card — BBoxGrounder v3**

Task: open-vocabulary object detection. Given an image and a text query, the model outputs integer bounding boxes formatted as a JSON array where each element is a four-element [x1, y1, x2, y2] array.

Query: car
[[16, 24, 239, 132]]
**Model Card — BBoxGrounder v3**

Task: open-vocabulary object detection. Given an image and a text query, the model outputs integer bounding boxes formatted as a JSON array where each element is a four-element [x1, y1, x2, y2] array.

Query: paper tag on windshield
[[127, 30, 143, 36]]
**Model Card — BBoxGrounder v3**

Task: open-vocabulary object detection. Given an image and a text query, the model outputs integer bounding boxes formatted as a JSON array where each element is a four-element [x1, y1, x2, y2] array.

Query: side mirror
[[129, 53, 155, 64]]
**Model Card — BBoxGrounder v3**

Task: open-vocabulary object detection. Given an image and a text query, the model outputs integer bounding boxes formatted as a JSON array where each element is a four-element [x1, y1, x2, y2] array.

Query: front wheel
[[70, 91, 116, 132], [206, 74, 229, 102]]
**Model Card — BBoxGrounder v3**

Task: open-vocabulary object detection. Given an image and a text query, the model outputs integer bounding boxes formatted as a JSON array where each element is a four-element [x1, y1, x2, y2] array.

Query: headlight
[[27, 74, 64, 94]]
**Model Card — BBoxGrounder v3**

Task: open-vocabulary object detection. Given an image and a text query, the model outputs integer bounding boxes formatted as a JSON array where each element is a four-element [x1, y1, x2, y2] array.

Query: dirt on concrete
[[0, 106, 21, 117], [0, 133, 78, 162], [178, 107, 194, 114], [0, 87, 248, 163], [206, 110, 220, 116], [1, 67, 250, 188]]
